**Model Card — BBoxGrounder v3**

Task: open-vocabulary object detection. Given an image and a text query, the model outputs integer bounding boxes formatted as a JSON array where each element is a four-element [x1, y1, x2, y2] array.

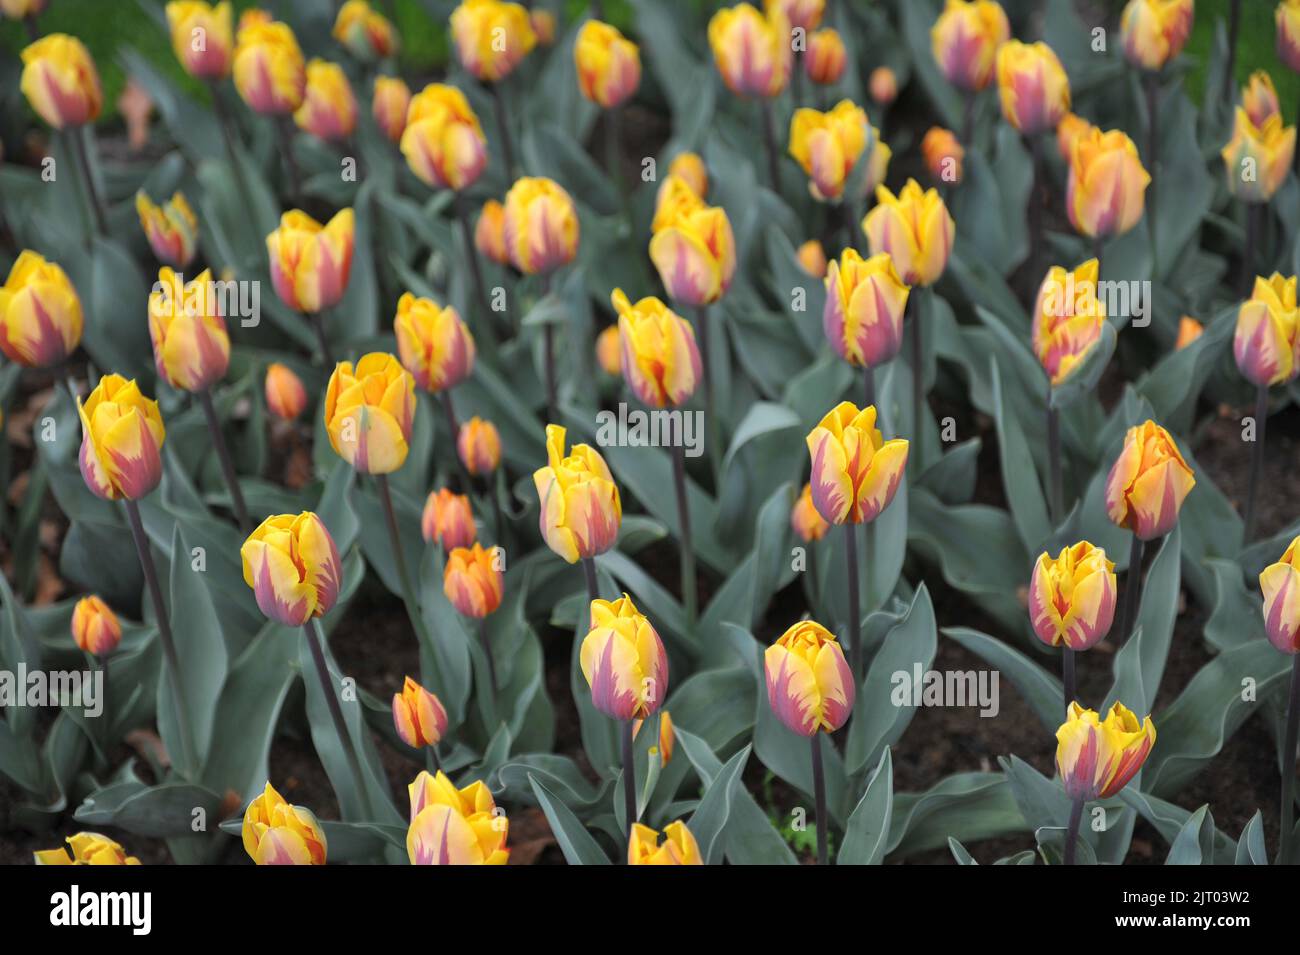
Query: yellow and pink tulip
[[1234, 273, 1299, 388], [788, 99, 871, 203], [1066, 127, 1150, 240], [0, 249, 83, 368], [1029, 542, 1117, 651], [1281, 0, 1300, 74], [77, 375, 165, 501], [805, 28, 846, 85], [579, 594, 669, 721], [20, 33, 102, 128], [1220, 107, 1296, 205], [995, 39, 1070, 136], [1119, 0, 1193, 72], [1103, 420, 1195, 541], [35, 832, 140, 866], [449, 0, 535, 83], [823, 248, 909, 369], [443, 542, 504, 619], [267, 208, 355, 313], [136, 190, 199, 268], [165, 1, 233, 79], [294, 58, 357, 142], [333, 0, 396, 62], [1262, 535, 1300, 654], [533, 423, 622, 564], [575, 20, 641, 109], [611, 288, 702, 408], [407, 769, 509, 865], [503, 176, 579, 275], [240, 512, 342, 627], [232, 16, 305, 114], [708, 3, 791, 98], [628, 821, 703, 865], [764, 620, 854, 736], [1056, 701, 1155, 801], [805, 401, 909, 526], [148, 267, 231, 393], [930, 0, 1010, 92], [400, 83, 488, 192], [372, 75, 410, 143], [422, 488, 476, 550], [241, 782, 328, 865], [324, 352, 416, 474], [1032, 258, 1106, 387], [394, 291, 475, 393], [649, 185, 736, 307], [862, 179, 954, 287], [392, 676, 448, 749], [71, 595, 122, 657]]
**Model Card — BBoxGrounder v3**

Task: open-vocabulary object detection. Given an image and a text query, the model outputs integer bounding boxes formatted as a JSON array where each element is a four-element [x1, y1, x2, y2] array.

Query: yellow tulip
[[394, 291, 475, 393], [1056, 701, 1155, 800], [136, 190, 199, 268], [1029, 542, 1117, 651], [580, 593, 669, 721], [667, 152, 708, 199], [0, 249, 83, 368], [241, 782, 328, 865], [708, 3, 791, 98], [1243, 71, 1281, 128], [823, 248, 909, 369], [596, 323, 622, 375], [791, 482, 830, 542], [475, 198, 510, 264], [765, 0, 823, 31], [797, 239, 828, 279], [1032, 258, 1106, 386], [148, 267, 231, 393], [20, 33, 102, 128], [575, 20, 641, 109], [788, 99, 871, 202], [1067, 127, 1149, 239], [862, 178, 955, 286], [1234, 273, 1299, 387], [372, 75, 411, 143], [233, 16, 305, 114], [392, 676, 448, 749], [449, 0, 535, 82], [1103, 420, 1195, 540], [930, 0, 1010, 92], [502, 176, 579, 274], [1174, 316, 1203, 350], [1281, 0, 1300, 74], [533, 423, 622, 563], [995, 39, 1070, 135], [241, 512, 343, 626], [764, 620, 854, 735], [71, 595, 122, 657], [35, 832, 140, 866], [1119, 0, 1194, 72], [805, 401, 908, 525], [1221, 107, 1296, 204], [267, 208, 355, 313], [400, 83, 488, 191], [649, 184, 736, 307], [77, 375, 165, 501], [324, 354, 415, 474], [610, 287, 702, 407], [1261, 534, 1300, 653], [628, 821, 703, 865], [165, 1, 233, 79], [294, 59, 357, 142], [333, 0, 397, 62], [407, 769, 509, 864]]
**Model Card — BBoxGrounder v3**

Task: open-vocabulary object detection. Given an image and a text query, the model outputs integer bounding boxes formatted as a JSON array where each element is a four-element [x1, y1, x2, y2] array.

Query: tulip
[[1104, 420, 1195, 542], [147, 267, 230, 393], [533, 423, 622, 564], [34, 833, 140, 866], [449, 0, 535, 82], [394, 291, 475, 393], [1221, 107, 1296, 205], [324, 353, 416, 475], [71, 595, 122, 657], [333, 0, 396, 62], [443, 542, 504, 619], [667, 152, 708, 199], [708, 3, 791, 98], [267, 208, 355, 314], [1175, 316, 1203, 350], [575, 20, 641, 109], [930, 0, 1010, 92], [806, 401, 909, 526], [611, 288, 701, 408], [1032, 258, 1106, 387], [372, 75, 410, 143], [1056, 111, 1093, 162], [1264, 531, 1300, 862], [995, 40, 1070, 136], [633, 710, 675, 765], [422, 487, 476, 550], [0, 250, 83, 368], [20, 33, 102, 128], [863, 179, 954, 287], [475, 199, 510, 265], [1243, 71, 1281, 128], [457, 416, 501, 476], [77, 375, 164, 502], [502, 176, 579, 274], [136, 191, 199, 268], [232, 16, 305, 114], [804, 28, 845, 85], [1282, 0, 1300, 74], [797, 239, 828, 279], [265, 362, 307, 421], [392, 676, 448, 749], [869, 66, 897, 105], [400, 83, 488, 191], [407, 769, 509, 865], [1056, 701, 1155, 802], [241, 782, 328, 865], [824, 248, 909, 371], [766, 0, 823, 31], [649, 191, 736, 308], [596, 324, 621, 375], [1, 0, 46, 18], [580, 593, 669, 721], [628, 821, 703, 865], [1119, 0, 1193, 72], [792, 482, 830, 543], [1235, 273, 1299, 388], [531, 9, 556, 45], [789, 99, 871, 202], [1029, 541, 1117, 657], [240, 512, 342, 627], [863, 129, 892, 194], [295, 59, 357, 141], [1066, 127, 1149, 240], [921, 126, 963, 185], [165, 1, 232, 79]]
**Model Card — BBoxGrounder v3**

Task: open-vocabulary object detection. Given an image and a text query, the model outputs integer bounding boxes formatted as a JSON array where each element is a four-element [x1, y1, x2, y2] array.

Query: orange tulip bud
[[475, 199, 510, 265], [868, 65, 897, 105], [71, 595, 122, 657], [443, 542, 504, 618], [791, 482, 830, 542], [805, 28, 846, 85], [457, 416, 501, 476], [422, 487, 476, 550], [392, 675, 448, 748], [372, 75, 411, 143], [931, 0, 1009, 92], [265, 362, 307, 420], [1103, 420, 1195, 540], [921, 126, 963, 185]]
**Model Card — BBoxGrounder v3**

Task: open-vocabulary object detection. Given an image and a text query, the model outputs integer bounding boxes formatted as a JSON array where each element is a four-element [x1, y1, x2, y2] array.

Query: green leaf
[[1235, 811, 1268, 865], [887, 772, 1023, 859], [1105, 524, 1182, 716], [528, 774, 612, 865], [1166, 805, 1216, 865], [838, 748, 893, 865], [688, 745, 750, 865], [991, 357, 1051, 552], [945, 627, 1063, 733]]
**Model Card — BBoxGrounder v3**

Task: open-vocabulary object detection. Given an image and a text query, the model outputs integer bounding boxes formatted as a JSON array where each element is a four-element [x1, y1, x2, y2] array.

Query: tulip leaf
[[1166, 804, 1217, 865], [1235, 811, 1268, 865], [886, 771, 1024, 859], [1203, 558, 1264, 654], [944, 627, 1063, 734], [74, 779, 223, 839], [1137, 304, 1234, 428], [948, 838, 977, 865], [839, 748, 894, 865], [1036, 825, 1098, 866], [1104, 524, 1182, 717], [1121, 789, 1238, 864], [665, 666, 756, 753], [496, 755, 607, 813], [687, 744, 749, 865], [990, 356, 1052, 553], [528, 774, 612, 866], [763, 226, 826, 355]]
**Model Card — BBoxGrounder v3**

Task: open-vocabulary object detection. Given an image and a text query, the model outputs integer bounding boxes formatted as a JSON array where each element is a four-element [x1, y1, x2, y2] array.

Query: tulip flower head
[[394, 291, 476, 393], [147, 267, 231, 393], [71, 595, 122, 657], [476, 199, 510, 264], [575, 20, 641, 109], [1119, 0, 1193, 72], [531, 9, 557, 45], [457, 416, 501, 476], [533, 423, 622, 563], [1056, 701, 1155, 801], [241, 782, 328, 865], [372, 75, 411, 143], [766, 0, 823, 31], [449, 0, 536, 83], [649, 186, 736, 307], [233, 16, 306, 114], [1243, 71, 1281, 128], [611, 288, 702, 408], [1234, 273, 1299, 388], [862, 179, 955, 286], [791, 482, 830, 542], [1, 0, 47, 18], [596, 324, 622, 375], [333, 0, 397, 62], [0, 250, 83, 368], [1032, 258, 1106, 387], [1261, 536, 1300, 653], [503, 176, 579, 274], [667, 152, 709, 199], [765, 620, 854, 736], [1056, 111, 1094, 162], [580, 594, 669, 721], [136, 190, 199, 268], [1221, 107, 1296, 205], [324, 353, 416, 474], [267, 208, 355, 313], [1029, 542, 1117, 651], [823, 248, 909, 369], [921, 126, 964, 185], [265, 362, 308, 421], [422, 487, 476, 550], [629, 821, 703, 865], [166, 1, 233, 79], [400, 83, 488, 191], [1281, 0, 1300, 74], [1067, 127, 1150, 239], [869, 65, 897, 105], [1103, 420, 1195, 540], [20, 33, 103, 128], [77, 375, 165, 501], [443, 542, 504, 619], [995, 39, 1070, 136], [34, 833, 140, 866], [930, 0, 1010, 92], [241, 512, 342, 626], [1175, 316, 1203, 350], [392, 676, 448, 748], [708, 3, 792, 99], [407, 769, 509, 865], [295, 59, 358, 142], [805, 28, 846, 85], [806, 401, 909, 526], [789, 99, 872, 203], [797, 239, 828, 279]]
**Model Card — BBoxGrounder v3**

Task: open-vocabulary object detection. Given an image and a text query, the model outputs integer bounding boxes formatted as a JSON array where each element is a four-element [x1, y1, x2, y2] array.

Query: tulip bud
[[407, 769, 510, 865], [333, 0, 397, 62], [241, 512, 342, 626], [628, 821, 702, 865], [443, 543, 504, 619], [1175, 316, 1203, 350], [392, 676, 448, 748], [1243, 71, 1281, 128], [580, 594, 669, 721], [503, 176, 579, 274], [649, 186, 736, 307], [596, 324, 622, 375], [789, 99, 871, 202], [995, 40, 1070, 136], [863, 130, 892, 194], [1234, 273, 1299, 387], [1119, 0, 1193, 72], [868, 65, 897, 105], [708, 3, 792, 99], [400, 83, 488, 191], [147, 268, 230, 393], [1104, 420, 1195, 540], [765, 620, 854, 736], [805, 401, 908, 525], [667, 152, 708, 199], [295, 59, 357, 141], [1056, 111, 1093, 162], [20, 33, 102, 128], [1281, 0, 1300, 73], [634, 710, 675, 765], [1029, 542, 1117, 652], [805, 28, 846, 85], [765, 0, 823, 31], [0, 250, 83, 368], [533, 423, 622, 563], [863, 179, 955, 287], [241, 782, 328, 865], [823, 248, 909, 370], [931, 0, 1010, 92], [71, 595, 122, 657], [1056, 701, 1155, 801], [372, 75, 410, 143], [797, 239, 828, 279], [611, 288, 702, 408], [422, 487, 476, 550], [1, 0, 47, 19], [531, 9, 556, 45], [233, 17, 306, 114], [471, 200, 507, 266], [166, 1, 233, 79], [575, 20, 641, 109], [457, 416, 501, 476], [1067, 127, 1150, 239], [1261, 536, 1300, 653], [34, 833, 141, 866], [267, 208, 355, 313], [325, 353, 416, 474], [136, 191, 199, 268], [1221, 107, 1296, 205], [791, 482, 829, 542], [1032, 258, 1106, 387], [77, 375, 165, 501], [265, 362, 307, 421], [921, 126, 963, 185], [394, 291, 476, 393], [449, 0, 536, 83]]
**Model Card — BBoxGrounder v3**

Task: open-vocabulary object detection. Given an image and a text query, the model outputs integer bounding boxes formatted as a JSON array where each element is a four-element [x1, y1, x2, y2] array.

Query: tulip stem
[[694, 306, 720, 484], [440, 389, 475, 493], [207, 78, 251, 204], [1062, 648, 1075, 717], [479, 618, 498, 707], [1241, 203, 1259, 297], [376, 474, 429, 650], [845, 522, 862, 681], [123, 499, 197, 777], [862, 363, 875, 409], [760, 97, 781, 194], [23, 14, 39, 42], [1243, 382, 1269, 544], [807, 542, 820, 614], [960, 89, 975, 146], [583, 557, 599, 606], [197, 389, 251, 533], [671, 443, 697, 629], [1046, 400, 1063, 526], [1063, 795, 1084, 866], [1093, 236, 1104, 283], [811, 733, 828, 865], [1145, 72, 1159, 271], [275, 115, 302, 202], [1027, 134, 1043, 275], [1116, 533, 1146, 644], [540, 273, 557, 422], [1278, 654, 1300, 864], [305, 618, 375, 820], [909, 289, 926, 464], [1223, 0, 1242, 107], [621, 718, 637, 841], [310, 311, 334, 367], [68, 128, 108, 237], [489, 82, 517, 180], [454, 191, 501, 343]]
